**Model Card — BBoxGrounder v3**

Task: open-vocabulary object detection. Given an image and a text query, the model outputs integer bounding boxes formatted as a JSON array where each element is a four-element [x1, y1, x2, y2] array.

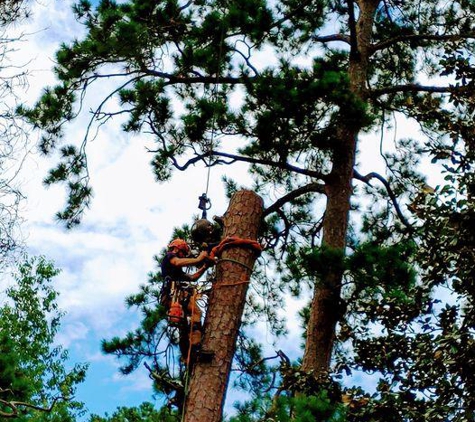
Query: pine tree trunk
[[301, 0, 378, 375], [301, 129, 355, 374], [183, 190, 263, 422]]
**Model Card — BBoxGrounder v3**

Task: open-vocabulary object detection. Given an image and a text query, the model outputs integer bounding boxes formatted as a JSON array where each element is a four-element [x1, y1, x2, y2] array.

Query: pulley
[[197, 193, 212, 219]]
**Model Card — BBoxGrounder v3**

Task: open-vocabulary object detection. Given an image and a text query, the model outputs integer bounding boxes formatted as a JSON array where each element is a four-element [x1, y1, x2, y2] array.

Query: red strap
[[209, 236, 262, 259]]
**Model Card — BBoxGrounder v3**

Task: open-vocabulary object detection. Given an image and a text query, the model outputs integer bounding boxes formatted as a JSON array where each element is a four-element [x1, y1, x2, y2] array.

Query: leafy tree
[[0, 256, 88, 420], [21, 0, 475, 420], [88, 402, 178, 422]]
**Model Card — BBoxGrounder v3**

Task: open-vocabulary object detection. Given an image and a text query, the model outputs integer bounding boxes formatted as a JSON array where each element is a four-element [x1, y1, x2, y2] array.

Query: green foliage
[[228, 372, 347, 422], [100, 277, 169, 376], [0, 256, 87, 420], [273, 393, 346, 422], [229, 394, 346, 422], [89, 402, 178, 422]]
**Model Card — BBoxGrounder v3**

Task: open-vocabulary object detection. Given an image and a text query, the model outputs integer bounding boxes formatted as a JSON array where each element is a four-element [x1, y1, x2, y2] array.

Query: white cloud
[[27, 222, 154, 331], [56, 320, 89, 348], [112, 369, 152, 393]]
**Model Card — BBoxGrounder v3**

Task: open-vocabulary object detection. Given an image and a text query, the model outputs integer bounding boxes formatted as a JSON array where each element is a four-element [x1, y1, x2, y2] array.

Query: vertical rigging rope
[[203, 24, 226, 199]]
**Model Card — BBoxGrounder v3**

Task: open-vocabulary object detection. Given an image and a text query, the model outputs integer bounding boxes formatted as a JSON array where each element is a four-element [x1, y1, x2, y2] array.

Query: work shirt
[[161, 252, 192, 281]]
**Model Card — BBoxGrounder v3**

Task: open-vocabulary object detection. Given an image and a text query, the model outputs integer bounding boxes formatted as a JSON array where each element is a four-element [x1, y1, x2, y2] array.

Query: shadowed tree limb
[[347, 0, 359, 60], [162, 149, 327, 180], [312, 33, 351, 45], [353, 170, 412, 229], [371, 33, 475, 53], [142, 69, 249, 85], [143, 362, 183, 392], [0, 392, 62, 418], [369, 83, 472, 98], [263, 182, 326, 217]]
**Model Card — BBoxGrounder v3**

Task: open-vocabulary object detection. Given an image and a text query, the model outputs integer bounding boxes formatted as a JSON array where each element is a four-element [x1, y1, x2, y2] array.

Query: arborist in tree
[[160, 238, 214, 365]]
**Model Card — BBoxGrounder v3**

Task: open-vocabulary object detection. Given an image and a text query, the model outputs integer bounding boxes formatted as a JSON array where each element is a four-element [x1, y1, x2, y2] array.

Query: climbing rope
[[180, 287, 199, 422], [214, 279, 251, 288], [218, 257, 255, 272], [195, 21, 227, 221]]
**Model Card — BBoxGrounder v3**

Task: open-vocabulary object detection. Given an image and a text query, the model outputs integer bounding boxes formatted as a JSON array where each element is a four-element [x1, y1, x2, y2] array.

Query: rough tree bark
[[183, 190, 264, 422], [301, 0, 379, 374]]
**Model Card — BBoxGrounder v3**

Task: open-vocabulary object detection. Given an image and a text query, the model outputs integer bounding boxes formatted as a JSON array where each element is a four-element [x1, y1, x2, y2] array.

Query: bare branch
[[162, 149, 327, 180], [353, 170, 412, 229], [371, 33, 475, 53], [211, 151, 326, 179], [142, 68, 249, 85], [263, 182, 326, 217], [369, 83, 472, 98], [0, 396, 62, 418], [230, 39, 259, 76]]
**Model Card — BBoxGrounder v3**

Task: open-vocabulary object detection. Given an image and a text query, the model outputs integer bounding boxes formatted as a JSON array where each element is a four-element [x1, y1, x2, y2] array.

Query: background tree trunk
[[301, 128, 356, 374], [301, 0, 378, 375], [183, 190, 263, 422]]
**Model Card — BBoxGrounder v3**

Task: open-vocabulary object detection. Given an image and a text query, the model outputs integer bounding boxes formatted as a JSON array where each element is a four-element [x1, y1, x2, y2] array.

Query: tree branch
[[369, 83, 472, 98], [312, 34, 351, 45], [211, 151, 326, 179], [263, 182, 326, 217], [164, 150, 327, 180], [0, 396, 61, 418], [371, 33, 475, 53], [143, 362, 183, 392], [353, 170, 412, 229], [142, 68, 249, 85]]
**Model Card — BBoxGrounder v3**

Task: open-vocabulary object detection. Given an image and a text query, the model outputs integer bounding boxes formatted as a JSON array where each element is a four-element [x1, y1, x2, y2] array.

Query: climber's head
[[168, 238, 191, 256]]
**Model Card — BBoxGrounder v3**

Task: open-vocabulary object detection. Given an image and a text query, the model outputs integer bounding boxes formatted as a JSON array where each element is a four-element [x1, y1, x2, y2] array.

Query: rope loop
[[217, 257, 254, 272], [214, 279, 250, 288], [209, 236, 262, 260]]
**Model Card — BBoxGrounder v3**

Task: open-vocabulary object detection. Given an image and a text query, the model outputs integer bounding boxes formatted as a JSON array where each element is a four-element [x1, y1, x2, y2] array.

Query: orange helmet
[[168, 238, 190, 255]]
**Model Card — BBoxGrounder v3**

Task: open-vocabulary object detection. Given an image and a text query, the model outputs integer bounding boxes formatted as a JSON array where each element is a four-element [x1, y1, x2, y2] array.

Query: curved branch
[[211, 151, 326, 179], [167, 152, 208, 171], [164, 150, 326, 180], [353, 170, 412, 229], [263, 182, 326, 217], [143, 362, 182, 391], [83, 75, 143, 148], [0, 397, 61, 418], [230, 40, 259, 76], [371, 33, 475, 53]]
